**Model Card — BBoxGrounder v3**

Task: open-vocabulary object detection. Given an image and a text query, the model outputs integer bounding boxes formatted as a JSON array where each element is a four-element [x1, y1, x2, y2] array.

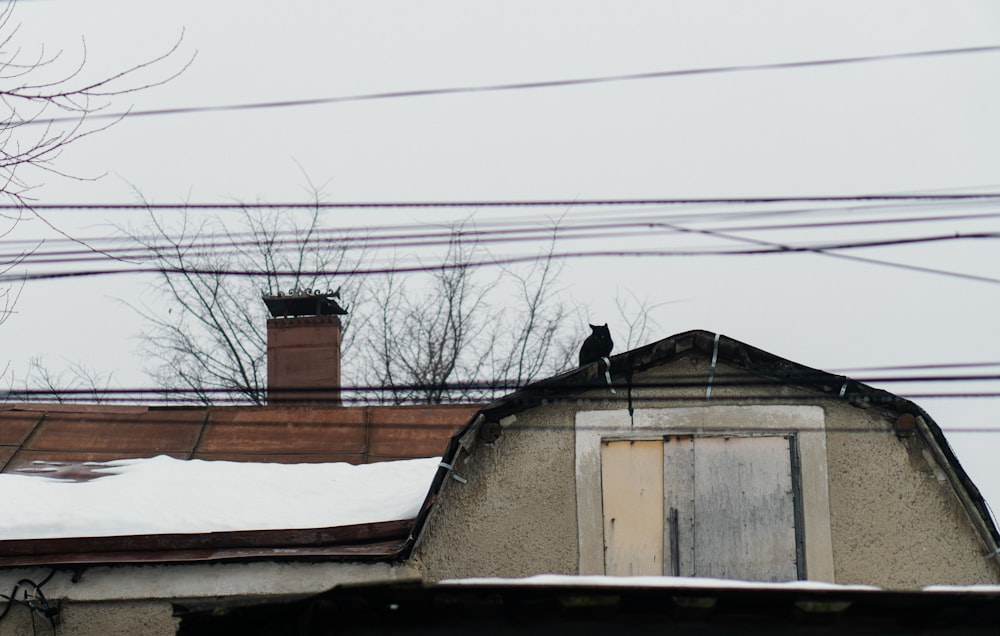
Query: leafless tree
[[127, 205, 583, 405], [13, 355, 116, 404], [0, 2, 189, 205], [0, 1, 188, 394], [126, 192, 667, 406], [123, 191, 362, 405], [351, 224, 578, 404], [0, 208, 26, 325], [612, 288, 666, 351]]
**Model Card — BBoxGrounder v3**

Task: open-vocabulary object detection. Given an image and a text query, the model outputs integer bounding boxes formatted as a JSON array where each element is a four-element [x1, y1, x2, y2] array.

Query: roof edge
[[0, 518, 413, 567]]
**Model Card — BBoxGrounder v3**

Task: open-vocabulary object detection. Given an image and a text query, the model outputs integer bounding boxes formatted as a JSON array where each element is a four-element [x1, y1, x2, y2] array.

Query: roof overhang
[[174, 577, 1000, 634], [0, 519, 413, 567]]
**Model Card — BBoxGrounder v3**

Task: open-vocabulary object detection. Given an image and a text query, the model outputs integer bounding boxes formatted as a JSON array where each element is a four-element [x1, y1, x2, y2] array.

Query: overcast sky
[[2, 1, 1000, 509]]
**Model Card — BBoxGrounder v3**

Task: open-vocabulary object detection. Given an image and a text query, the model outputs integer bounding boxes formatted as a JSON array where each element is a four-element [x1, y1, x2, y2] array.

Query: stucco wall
[[412, 404, 581, 581], [411, 356, 1000, 587], [823, 400, 1000, 587], [0, 600, 176, 636], [0, 561, 420, 635]]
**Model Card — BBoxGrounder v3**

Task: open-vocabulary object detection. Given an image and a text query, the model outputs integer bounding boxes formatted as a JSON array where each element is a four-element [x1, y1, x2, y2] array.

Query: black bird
[[579, 323, 613, 366]]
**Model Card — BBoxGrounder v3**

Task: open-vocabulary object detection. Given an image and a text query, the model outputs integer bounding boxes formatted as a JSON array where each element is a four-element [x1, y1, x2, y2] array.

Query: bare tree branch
[[352, 221, 579, 404], [0, 4, 192, 205], [123, 183, 363, 405], [12, 355, 116, 404], [0, 1, 189, 396]]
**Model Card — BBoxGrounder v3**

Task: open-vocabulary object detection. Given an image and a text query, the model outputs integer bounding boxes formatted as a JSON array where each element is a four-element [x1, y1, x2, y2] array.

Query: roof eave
[[0, 519, 413, 567]]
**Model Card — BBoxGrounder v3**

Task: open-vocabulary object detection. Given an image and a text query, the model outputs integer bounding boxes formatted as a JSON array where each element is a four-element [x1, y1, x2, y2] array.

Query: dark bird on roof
[[579, 323, 613, 366]]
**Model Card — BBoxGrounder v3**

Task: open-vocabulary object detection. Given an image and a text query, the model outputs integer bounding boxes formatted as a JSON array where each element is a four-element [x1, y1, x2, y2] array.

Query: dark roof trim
[[0, 519, 412, 567], [409, 330, 1000, 557], [176, 579, 1000, 634]]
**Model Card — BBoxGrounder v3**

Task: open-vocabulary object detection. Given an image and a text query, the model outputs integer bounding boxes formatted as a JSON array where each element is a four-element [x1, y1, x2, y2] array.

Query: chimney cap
[[263, 287, 347, 318]]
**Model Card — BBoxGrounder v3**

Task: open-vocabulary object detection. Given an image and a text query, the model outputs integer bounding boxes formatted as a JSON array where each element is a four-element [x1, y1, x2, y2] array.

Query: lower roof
[[0, 403, 477, 476], [0, 519, 413, 567], [175, 577, 1000, 635], [0, 403, 476, 566]]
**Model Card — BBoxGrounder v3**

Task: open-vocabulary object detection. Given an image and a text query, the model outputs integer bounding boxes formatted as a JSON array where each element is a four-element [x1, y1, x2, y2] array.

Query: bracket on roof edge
[[439, 461, 468, 484]]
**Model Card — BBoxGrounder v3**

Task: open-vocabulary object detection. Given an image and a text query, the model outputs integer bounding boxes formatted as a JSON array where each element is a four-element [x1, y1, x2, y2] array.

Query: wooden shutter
[[601, 435, 800, 581], [601, 440, 664, 576], [664, 435, 799, 582]]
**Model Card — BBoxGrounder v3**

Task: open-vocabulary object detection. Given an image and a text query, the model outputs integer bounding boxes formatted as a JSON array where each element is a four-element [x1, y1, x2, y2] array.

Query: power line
[[833, 362, 1000, 373], [655, 219, 1000, 285], [20, 44, 1000, 127], [7, 193, 1000, 210], [4, 232, 999, 284], [2, 398, 999, 434], [7, 202, 1000, 265], [8, 372, 1000, 398], [10, 218, 1000, 267]]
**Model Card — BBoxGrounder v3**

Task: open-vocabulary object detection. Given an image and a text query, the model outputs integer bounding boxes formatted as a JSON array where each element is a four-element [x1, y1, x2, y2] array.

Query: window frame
[[575, 405, 834, 581]]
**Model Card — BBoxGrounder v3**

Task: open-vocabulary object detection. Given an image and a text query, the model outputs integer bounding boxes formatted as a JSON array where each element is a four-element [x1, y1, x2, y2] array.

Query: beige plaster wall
[[412, 404, 581, 581], [0, 600, 177, 636], [0, 561, 420, 634], [823, 400, 1000, 588], [411, 354, 999, 588]]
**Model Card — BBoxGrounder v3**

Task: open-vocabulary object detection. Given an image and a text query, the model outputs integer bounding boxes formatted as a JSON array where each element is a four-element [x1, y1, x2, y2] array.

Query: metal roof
[[0, 403, 478, 475], [0, 403, 476, 565], [0, 519, 414, 567]]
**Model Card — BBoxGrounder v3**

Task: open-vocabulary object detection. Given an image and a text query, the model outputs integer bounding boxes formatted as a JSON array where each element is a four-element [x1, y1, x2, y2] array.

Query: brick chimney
[[263, 291, 347, 405]]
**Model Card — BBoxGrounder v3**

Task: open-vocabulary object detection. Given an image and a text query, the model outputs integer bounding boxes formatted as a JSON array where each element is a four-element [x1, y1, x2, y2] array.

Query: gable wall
[[823, 399, 999, 587], [412, 404, 580, 581], [413, 356, 999, 587]]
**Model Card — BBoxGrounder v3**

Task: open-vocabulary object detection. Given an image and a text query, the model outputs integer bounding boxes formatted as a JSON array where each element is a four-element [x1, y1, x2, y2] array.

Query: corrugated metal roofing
[[0, 403, 476, 564], [0, 519, 414, 567], [0, 403, 478, 478]]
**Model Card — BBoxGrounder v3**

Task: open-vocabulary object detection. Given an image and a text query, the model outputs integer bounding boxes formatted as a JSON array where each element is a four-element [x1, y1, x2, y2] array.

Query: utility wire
[[833, 362, 1000, 373], [7, 203, 1000, 265], [20, 43, 1000, 127], [6, 193, 1000, 211], [4, 198, 997, 290], [8, 373, 1000, 397], [4, 233, 999, 284], [655, 220, 1000, 285], [2, 399, 999, 435]]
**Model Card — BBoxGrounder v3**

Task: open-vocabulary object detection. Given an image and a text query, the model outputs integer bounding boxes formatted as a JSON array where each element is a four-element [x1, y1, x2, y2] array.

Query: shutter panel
[[600, 435, 800, 581], [663, 435, 695, 577], [690, 436, 799, 582], [601, 440, 664, 575]]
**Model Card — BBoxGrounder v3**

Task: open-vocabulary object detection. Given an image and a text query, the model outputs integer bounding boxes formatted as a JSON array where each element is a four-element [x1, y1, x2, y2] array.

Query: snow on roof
[[440, 574, 882, 592], [0, 455, 440, 540], [442, 575, 1000, 595]]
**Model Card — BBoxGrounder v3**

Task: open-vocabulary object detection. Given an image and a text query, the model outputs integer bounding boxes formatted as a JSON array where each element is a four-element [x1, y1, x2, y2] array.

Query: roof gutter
[[0, 519, 413, 567]]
